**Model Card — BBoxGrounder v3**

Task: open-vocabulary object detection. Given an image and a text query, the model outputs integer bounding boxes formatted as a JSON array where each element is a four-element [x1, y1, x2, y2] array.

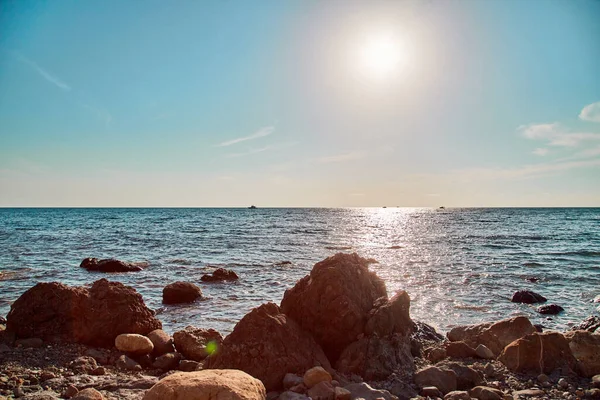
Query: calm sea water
[[0, 208, 599, 336]]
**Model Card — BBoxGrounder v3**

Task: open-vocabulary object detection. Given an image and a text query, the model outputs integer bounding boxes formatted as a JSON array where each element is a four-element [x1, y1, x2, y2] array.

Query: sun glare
[[358, 32, 407, 81]]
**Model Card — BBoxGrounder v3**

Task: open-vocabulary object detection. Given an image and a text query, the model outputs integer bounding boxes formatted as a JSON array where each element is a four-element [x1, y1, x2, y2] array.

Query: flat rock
[[80, 258, 145, 273], [513, 389, 545, 397]]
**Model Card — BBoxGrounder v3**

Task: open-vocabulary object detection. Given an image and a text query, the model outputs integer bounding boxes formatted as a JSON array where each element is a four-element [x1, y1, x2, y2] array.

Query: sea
[[0, 207, 598, 336]]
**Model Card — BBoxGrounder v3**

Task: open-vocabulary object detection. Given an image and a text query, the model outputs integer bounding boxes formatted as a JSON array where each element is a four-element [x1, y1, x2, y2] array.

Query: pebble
[[537, 374, 549, 384], [65, 384, 79, 398], [575, 389, 584, 397], [558, 378, 568, 389]]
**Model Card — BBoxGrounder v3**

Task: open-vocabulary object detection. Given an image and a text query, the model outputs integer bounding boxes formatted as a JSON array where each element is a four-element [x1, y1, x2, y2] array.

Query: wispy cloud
[[226, 142, 298, 158], [579, 101, 600, 123], [216, 126, 274, 147], [519, 123, 600, 147], [18, 55, 71, 92], [317, 151, 367, 164]]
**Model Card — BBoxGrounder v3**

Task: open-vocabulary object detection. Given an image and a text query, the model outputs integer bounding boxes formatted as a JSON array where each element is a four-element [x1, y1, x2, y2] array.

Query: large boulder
[[204, 302, 330, 391], [280, 253, 387, 362], [201, 268, 239, 282], [447, 316, 536, 356], [80, 258, 146, 272], [6, 279, 161, 346], [162, 282, 202, 304], [173, 326, 223, 361], [365, 291, 413, 337], [564, 330, 600, 377], [143, 369, 266, 400], [498, 332, 577, 374], [336, 334, 414, 381]]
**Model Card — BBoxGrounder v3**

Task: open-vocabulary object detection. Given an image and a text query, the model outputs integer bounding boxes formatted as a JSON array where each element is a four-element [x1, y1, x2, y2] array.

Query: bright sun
[[358, 32, 406, 81]]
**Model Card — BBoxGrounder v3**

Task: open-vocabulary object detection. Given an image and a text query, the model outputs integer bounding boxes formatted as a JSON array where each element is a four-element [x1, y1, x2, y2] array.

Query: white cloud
[[579, 101, 600, 123], [216, 126, 274, 147], [317, 151, 366, 164], [18, 55, 71, 91], [532, 148, 549, 156], [226, 142, 298, 158], [519, 123, 600, 147]]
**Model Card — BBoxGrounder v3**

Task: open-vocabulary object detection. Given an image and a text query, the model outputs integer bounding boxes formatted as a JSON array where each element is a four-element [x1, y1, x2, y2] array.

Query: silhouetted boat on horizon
[[248, 205, 257, 209]]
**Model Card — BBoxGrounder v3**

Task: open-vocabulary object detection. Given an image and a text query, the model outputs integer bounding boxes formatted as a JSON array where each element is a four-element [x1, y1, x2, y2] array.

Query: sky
[[0, 0, 599, 207]]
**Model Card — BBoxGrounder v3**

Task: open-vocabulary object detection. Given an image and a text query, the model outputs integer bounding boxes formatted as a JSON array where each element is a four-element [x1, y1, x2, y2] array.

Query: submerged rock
[[204, 302, 331, 391], [6, 279, 161, 346], [537, 304, 564, 315], [162, 281, 202, 304], [511, 290, 547, 304], [143, 369, 266, 400], [201, 268, 239, 282], [80, 257, 146, 272], [280, 253, 388, 362]]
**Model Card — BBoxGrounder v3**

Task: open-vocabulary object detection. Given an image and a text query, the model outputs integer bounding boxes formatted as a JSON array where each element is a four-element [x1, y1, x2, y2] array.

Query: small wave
[[548, 250, 600, 257], [325, 246, 352, 250], [523, 262, 543, 267], [168, 258, 193, 265], [454, 303, 490, 311], [388, 245, 403, 249]]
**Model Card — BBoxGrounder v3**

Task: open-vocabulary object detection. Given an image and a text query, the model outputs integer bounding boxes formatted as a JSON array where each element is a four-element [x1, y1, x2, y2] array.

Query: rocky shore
[[1, 253, 599, 400]]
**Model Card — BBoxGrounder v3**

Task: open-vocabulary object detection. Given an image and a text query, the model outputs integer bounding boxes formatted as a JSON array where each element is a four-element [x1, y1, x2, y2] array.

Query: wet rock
[[173, 326, 223, 362], [343, 382, 398, 400], [445, 341, 477, 359], [307, 381, 335, 400], [303, 367, 332, 389], [475, 344, 495, 360], [498, 332, 577, 374], [80, 257, 145, 273], [143, 369, 266, 400], [178, 360, 200, 372], [200, 268, 239, 282], [162, 282, 202, 304], [71, 388, 104, 400], [444, 391, 470, 400], [336, 334, 414, 381], [146, 329, 174, 357], [414, 366, 457, 394], [447, 316, 536, 356], [563, 330, 600, 377], [537, 304, 564, 315], [468, 386, 503, 400], [115, 334, 154, 355], [571, 316, 600, 333], [204, 303, 330, 391], [280, 253, 387, 362], [511, 290, 547, 304], [6, 279, 161, 346], [152, 352, 182, 371], [14, 338, 43, 348], [116, 355, 142, 371]]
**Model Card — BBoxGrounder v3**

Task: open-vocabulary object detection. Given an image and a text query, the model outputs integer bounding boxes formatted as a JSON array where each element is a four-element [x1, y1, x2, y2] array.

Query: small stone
[[469, 386, 503, 400], [115, 354, 141, 371], [65, 384, 78, 398], [290, 384, 308, 393], [152, 352, 182, 370], [279, 392, 310, 400], [72, 388, 104, 400], [307, 381, 334, 400], [575, 389, 584, 397], [90, 367, 106, 376], [586, 388, 600, 398], [147, 329, 174, 356], [591, 375, 600, 388], [178, 360, 200, 372], [421, 386, 443, 398], [284, 373, 304, 390], [39, 372, 56, 381], [334, 387, 351, 400], [537, 374, 549, 384], [303, 366, 332, 389], [513, 389, 545, 397], [444, 391, 470, 400], [475, 344, 495, 360], [115, 334, 154, 355]]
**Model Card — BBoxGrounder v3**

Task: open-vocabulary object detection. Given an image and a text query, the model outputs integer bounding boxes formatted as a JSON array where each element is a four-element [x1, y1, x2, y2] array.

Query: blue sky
[[0, 0, 599, 206]]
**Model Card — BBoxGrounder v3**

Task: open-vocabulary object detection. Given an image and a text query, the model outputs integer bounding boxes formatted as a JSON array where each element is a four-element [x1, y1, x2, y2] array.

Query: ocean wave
[[523, 262, 543, 267], [325, 246, 353, 250], [547, 250, 600, 257]]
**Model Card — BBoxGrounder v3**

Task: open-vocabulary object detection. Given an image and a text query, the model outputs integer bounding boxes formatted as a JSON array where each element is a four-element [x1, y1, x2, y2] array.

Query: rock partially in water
[[571, 316, 600, 333], [511, 290, 547, 304], [6, 279, 161, 347], [162, 282, 202, 304], [537, 304, 564, 315], [200, 268, 239, 282], [280, 253, 387, 362], [142, 369, 266, 400], [80, 258, 146, 273], [204, 302, 330, 392]]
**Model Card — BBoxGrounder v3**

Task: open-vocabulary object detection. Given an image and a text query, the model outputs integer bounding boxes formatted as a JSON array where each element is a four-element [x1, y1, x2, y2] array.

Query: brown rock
[[143, 369, 266, 400], [115, 333, 154, 355], [425, 346, 447, 363], [414, 366, 457, 394], [498, 332, 577, 374], [336, 334, 414, 381], [308, 381, 335, 400], [445, 341, 477, 359], [204, 302, 330, 391], [173, 326, 223, 361], [65, 385, 78, 398], [303, 366, 332, 388], [201, 268, 239, 282], [447, 316, 536, 356], [334, 387, 351, 400], [68, 356, 98, 374], [283, 373, 303, 390], [15, 338, 43, 348], [511, 290, 547, 304], [421, 387, 443, 397], [280, 253, 387, 362], [179, 360, 201, 372], [438, 361, 484, 390], [72, 388, 104, 400], [147, 329, 174, 356], [364, 291, 413, 337], [152, 352, 183, 370], [468, 386, 503, 400], [80, 257, 145, 272], [444, 391, 470, 400], [564, 330, 600, 377], [162, 281, 202, 304], [571, 316, 600, 333], [6, 279, 161, 346], [475, 344, 495, 360], [513, 389, 545, 397], [343, 382, 398, 400]]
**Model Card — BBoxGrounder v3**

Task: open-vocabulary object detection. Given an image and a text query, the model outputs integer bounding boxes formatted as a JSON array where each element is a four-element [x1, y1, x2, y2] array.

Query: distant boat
[[382, 206, 387, 208], [439, 206, 445, 209], [248, 205, 257, 209]]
